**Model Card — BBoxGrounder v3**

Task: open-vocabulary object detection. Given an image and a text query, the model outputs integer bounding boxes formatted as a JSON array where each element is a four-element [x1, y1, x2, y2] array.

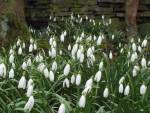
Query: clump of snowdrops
[[0, 14, 150, 113]]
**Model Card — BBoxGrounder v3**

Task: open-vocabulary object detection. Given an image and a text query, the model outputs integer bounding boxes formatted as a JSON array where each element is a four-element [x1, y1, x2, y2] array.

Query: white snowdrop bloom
[[52, 61, 57, 71], [22, 62, 27, 70], [30, 38, 34, 44], [63, 78, 70, 88], [43, 68, 49, 78], [138, 38, 141, 43], [18, 46, 22, 55], [141, 39, 147, 47], [97, 35, 102, 45], [24, 96, 34, 112], [132, 68, 137, 77], [87, 47, 93, 58], [60, 34, 65, 42], [134, 65, 140, 71], [0, 63, 6, 77], [131, 52, 138, 62], [112, 34, 114, 40], [22, 42, 25, 49], [27, 79, 33, 88], [37, 63, 45, 72], [140, 84, 147, 95], [59, 50, 62, 55], [71, 43, 78, 59], [48, 49, 52, 57], [141, 57, 147, 68], [71, 75, 75, 84], [27, 58, 32, 66], [103, 87, 109, 98], [63, 64, 70, 76], [109, 51, 113, 60], [119, 84, 124, 94], [49, 70, 54, 82], [9, 68, 14, 79], [78, 95, 86, 108], [29, 44, 33, 52], [12, 63, 15, 69], [124, 84, 130, 96], [51, 47, 56, 58], [68, 44, 71, 51], [119, 76, 125, 84], [90, 54, 96, 63], [17, 39, 21, 46], [85, 78, 93, 88], [33, 43, 37, 50], [9, 48, 14, 55], [18, 76, 26, 89], [9, 54, 14, 63], [99, 61, 103, 70], [94, 70, 102, 82], [79, 53, 84, 63], [76, 74, 81, 86], [52, 40, 57, 48], [58, 104, 65, 113], [49, 38, 53, 45], [77, 49, 82, 60], [92, 46, 95, 52], [26, 85, 34, 97], [132, 43, 137, 52], [138, 46, 142, 53], [82, 86, 92, 95]]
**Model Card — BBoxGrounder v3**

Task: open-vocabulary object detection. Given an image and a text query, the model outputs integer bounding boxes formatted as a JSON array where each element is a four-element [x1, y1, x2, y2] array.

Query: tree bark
[[0, 0, 28, 47], [125, 0, 139, 38]]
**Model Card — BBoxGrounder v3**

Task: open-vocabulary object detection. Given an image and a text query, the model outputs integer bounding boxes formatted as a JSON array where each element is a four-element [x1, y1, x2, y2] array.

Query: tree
[[0, 0, 28, 46], [125, 0, 139, 38]]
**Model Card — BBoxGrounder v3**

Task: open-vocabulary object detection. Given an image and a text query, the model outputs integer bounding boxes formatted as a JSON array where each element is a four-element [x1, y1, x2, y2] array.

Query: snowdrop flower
[[43, 68, 49, 78], [132, 43, 136, 52], [58, 104, 65, 113], [9, 68, 14, 79], [138, 46, 142, 53], [22, 42, 25, 49], [76, 74, 81, 86], [30, 38, 34, 44], [71, 75, 75, 84], [0, 63, 6, 77], [78, 95, 86, 108], [131, 52, 138, 62], [79, 53, 84, 63], [87, 47, 93, 58], [63, 78, 70, 88], [52, 61, 57, 71], [99, 61, 103, 70], [141, 57, 147, 68], [119, 76, 125, 84], [33, 43, 37, 50], [24, 96, 34, 112], [37, 63, 45, 72], [109, 51, 113, 60], [85, 78, 93, 88], [63, 64, 70, 76], [51, 47, 56, 58], [119, 84, 124, 94], [17, 39, 21, 46], [140, 84, 147, 95], [59, 50, 62, 55], [26, 85, 34, 97], [9, 48, 14, 55], [94, 70, 102, 82], [68, 44, 71, 51], [29, 44, 33, 52], [124, 84, 130, 96], [60, 33, 65, 42], [27, 58, 32, 66], [141, 39, 147, 47], [49, 70, 54, 82], [22, 62, 27, 70], [132, 68, 137, 77], [18, 46, 22, 55], [103, 87, 109, 98], [18, 76, 26, 89], [27, 79, 33, 88], [97, 35, 102, 45], [82, 86, 92, 95], [71, 43, 78, 59], [77, 49, 82, 60], [9, 54, 14, 63]]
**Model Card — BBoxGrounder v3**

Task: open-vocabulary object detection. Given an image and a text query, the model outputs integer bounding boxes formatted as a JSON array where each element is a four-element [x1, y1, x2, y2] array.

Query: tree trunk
[[0, 0, 28, 47], [125, 0, 139, 38]]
